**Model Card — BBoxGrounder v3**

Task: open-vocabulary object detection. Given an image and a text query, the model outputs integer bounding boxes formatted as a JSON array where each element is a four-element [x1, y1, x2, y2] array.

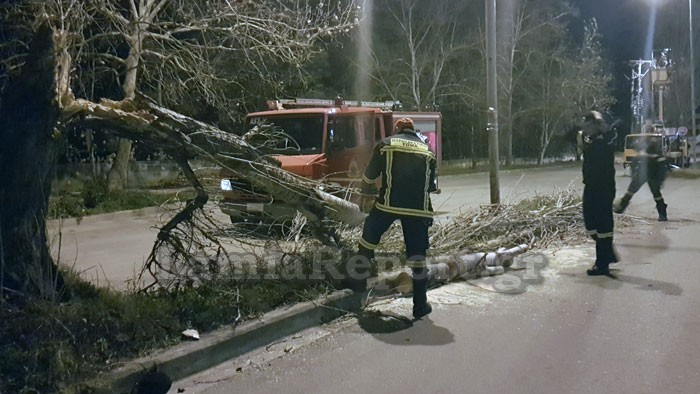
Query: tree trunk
[[497, 0, 518, 166], [106, 138, 132, 190], [106, 28, 142, 191], [0, 23, 65, 303]]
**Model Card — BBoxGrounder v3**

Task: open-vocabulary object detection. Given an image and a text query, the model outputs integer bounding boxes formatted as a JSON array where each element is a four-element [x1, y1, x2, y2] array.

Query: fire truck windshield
[[247, 115, 324, 155]]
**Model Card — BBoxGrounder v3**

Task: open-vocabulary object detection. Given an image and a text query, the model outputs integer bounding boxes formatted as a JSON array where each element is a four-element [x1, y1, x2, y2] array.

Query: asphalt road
[[168, 165, 700, 394], [177, 224, 700, 394]]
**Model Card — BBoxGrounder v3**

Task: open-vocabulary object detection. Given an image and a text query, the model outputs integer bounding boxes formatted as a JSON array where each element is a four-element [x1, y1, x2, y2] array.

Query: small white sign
[[220, 179, 232, 191]]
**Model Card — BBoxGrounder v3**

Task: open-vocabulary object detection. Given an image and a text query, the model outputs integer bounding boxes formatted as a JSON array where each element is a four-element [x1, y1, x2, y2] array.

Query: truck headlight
[[220, 179, 233, 191]]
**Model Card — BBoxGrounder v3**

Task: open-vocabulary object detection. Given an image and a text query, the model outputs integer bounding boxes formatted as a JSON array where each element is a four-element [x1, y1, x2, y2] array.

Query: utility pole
[[651, 49, 671, 126], [486, 0, 500, 204], [690, 0, 696, 164], [629, 59, 653, 133]]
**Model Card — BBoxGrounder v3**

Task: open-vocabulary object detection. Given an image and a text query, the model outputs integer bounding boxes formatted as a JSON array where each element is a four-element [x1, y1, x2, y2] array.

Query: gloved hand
[[360, 185, 377, 212], [360, 193, 375, 213]]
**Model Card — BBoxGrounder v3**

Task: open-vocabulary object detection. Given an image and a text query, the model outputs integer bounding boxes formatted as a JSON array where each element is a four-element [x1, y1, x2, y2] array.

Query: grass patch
[[0, 270, 335, 393], [48, 178, 195, 220]]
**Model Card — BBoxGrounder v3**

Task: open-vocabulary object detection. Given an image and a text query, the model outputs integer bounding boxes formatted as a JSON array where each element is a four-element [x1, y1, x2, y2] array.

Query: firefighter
[[353, 117, 437, 320], [579, 111, 619, 276], [613, 137, 668, 221]]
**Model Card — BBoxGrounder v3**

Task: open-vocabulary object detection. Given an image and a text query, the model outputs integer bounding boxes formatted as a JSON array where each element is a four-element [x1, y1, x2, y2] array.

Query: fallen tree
[[59, 93, 369, 290], [1, 20, 366, 299]]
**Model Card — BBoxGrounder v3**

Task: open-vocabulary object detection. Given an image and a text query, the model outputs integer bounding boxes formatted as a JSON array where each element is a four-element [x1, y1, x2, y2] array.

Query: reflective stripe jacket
[[362, 129, 437, 217], [580, 129, 617, 190]]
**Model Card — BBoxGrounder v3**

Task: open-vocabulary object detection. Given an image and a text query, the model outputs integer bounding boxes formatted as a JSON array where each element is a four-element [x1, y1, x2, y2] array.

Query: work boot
[[587, 264, 610, 276], [344, 254, 370, 293], [656, 200, 668, 221], [588, 238, 616, 276], [411, 267, 432, 320], [613, 194, 632, 214]]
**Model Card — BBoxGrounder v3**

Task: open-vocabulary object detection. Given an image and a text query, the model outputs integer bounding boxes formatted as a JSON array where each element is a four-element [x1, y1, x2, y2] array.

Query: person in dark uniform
[[613, 136, 668, 221], [353, 117, 437, 319], [579, 111, 619, 276]]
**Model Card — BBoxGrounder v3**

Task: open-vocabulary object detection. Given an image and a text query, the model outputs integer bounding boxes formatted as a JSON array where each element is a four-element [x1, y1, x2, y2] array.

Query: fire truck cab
[[219, 98, 442, 224]]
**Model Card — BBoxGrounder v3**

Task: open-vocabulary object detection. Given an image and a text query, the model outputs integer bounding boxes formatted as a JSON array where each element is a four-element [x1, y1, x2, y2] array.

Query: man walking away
[[614, 136, 668, 221]]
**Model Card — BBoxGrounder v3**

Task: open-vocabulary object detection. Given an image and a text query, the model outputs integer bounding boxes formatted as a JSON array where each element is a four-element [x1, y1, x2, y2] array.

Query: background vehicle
[[219, 98, 442, 224], [623, 133, 665, 169], [622, 132, 689, 169], [664, 130, 691, 167]]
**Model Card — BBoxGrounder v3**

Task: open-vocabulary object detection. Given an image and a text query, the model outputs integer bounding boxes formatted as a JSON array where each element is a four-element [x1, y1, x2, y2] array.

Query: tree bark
[[497, 0, 520, 166], [106, 138, 132, 190], [0, 23, 65, 303], [106, 20, 145, 191]]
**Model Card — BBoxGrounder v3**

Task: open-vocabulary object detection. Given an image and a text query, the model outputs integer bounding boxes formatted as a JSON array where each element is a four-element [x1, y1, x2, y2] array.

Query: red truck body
[[219, 99, 441, 223]]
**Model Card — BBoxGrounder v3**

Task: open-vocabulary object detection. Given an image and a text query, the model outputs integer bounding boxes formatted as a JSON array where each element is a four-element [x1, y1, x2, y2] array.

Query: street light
[[689, 0, 696, 164]]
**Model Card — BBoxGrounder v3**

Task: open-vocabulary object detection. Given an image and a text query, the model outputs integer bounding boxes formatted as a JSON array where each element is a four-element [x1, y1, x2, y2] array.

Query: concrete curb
[[79, 289, 357, 393], [48, 205, 170, 227]]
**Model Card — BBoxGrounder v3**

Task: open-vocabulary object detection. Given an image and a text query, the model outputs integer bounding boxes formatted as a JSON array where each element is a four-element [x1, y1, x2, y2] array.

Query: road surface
[[167, 165, 700, 394]]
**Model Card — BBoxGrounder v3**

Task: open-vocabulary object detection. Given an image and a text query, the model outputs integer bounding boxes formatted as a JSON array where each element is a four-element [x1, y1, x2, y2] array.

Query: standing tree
[[564, 19, 615, 117], [0, 23, 66, 302], [497, 0, 520, 166], [508, 1, 613, 162], [357, 0, 469, 109], [497, 0, 572, 165]]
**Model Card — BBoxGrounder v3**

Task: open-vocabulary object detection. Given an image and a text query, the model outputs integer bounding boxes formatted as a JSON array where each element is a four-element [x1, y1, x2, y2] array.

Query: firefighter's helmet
[[582, 111, 606, 136], [394, 117, 415, 133], [583, 110, 604, 122]]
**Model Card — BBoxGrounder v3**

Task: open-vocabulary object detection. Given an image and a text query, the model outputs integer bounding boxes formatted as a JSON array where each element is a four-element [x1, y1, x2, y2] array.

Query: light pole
[[689, 0, 696, 164], [486, 0, 500, 204]]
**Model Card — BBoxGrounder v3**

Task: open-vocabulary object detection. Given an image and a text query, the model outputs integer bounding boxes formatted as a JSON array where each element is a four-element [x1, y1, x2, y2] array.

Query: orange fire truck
[[219, 98, 442, 224]]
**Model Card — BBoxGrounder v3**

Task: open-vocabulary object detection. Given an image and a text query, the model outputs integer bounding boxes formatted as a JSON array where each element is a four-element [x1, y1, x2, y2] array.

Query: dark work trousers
[[626, 161, 665, 202], [583, 186, 617, 266], [354, 208, 431, 306], [358, 208, 430, 264]]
